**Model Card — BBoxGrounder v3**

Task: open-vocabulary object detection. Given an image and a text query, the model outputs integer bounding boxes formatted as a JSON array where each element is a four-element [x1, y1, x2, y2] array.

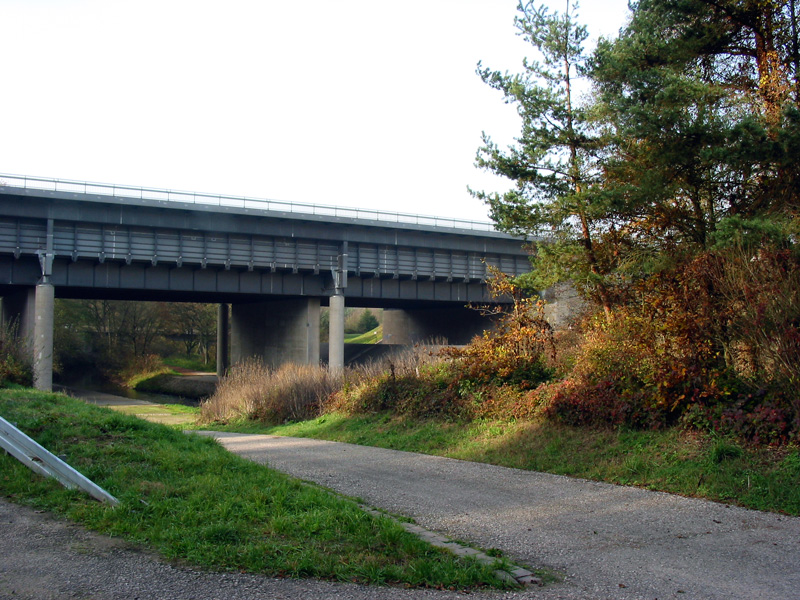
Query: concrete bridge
[[0, 174, 531, 391]]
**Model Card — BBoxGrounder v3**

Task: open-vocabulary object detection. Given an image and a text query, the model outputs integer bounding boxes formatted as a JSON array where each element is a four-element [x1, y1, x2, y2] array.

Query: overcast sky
[[1, 0, 631, 222]]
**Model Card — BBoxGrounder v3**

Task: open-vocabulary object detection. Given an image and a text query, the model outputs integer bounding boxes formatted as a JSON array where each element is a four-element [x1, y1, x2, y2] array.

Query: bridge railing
[[0, 173, 498, 233]]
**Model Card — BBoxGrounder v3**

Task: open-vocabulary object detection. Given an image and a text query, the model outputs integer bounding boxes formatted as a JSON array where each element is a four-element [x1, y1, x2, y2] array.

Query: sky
[[1, 1, 632, 223]]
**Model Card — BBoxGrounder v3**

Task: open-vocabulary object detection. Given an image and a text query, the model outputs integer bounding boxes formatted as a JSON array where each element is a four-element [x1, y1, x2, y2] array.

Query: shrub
[[683, 389, 798, 446], [443, 266, 555, 389], [325, 345, 456, 417], [0, 320, 32, 387], [538, 235, 800, 442], [707, 238, 800, 413]]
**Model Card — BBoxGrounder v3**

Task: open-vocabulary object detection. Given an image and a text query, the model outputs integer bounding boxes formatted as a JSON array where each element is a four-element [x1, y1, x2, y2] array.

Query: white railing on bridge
[[0, 173, 498, 233]]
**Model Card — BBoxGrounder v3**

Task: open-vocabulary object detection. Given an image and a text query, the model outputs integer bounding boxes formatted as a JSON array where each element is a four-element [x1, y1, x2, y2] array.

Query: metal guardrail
[[0, 415, 119, 506], [0, 173, 498, 233]]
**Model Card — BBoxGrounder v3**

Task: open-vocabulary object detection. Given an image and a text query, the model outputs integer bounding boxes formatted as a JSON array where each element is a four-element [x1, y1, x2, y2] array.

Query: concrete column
[[32, 283, 55, 392], [540, 282, 587, 328], [231, 298, 320, 369], [216, 303, 230, 377], [328, 293, 345, 373]]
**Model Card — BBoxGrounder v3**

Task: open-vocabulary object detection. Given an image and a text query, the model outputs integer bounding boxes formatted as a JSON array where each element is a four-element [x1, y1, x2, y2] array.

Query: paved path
[[197, 432, 800, 600], [56, 386, 196, 426]]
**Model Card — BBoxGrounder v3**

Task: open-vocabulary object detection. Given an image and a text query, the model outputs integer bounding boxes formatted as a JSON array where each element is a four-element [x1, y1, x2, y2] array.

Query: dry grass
[[199, 343, 448, 425], [199, 359, 338, 424]]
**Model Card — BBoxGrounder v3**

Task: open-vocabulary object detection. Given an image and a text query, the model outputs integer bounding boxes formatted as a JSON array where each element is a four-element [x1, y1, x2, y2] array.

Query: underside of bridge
[[0, 283, 497, 392]]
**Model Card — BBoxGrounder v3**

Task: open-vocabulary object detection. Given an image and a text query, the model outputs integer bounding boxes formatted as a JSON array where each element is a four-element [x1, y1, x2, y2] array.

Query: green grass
[[0, 389, 509, 589], [109, 402, 199, 416], [344, 326, 382, 344], [125, 366, 175, 389], [248, 413, 800, 516], [163, 355, 216, 373]]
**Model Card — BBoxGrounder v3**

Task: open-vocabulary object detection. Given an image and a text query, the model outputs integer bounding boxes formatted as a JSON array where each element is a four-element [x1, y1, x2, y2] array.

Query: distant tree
[[169, 303, 217, 363], [117, 301, 163, 357], [356, 309, 379, 333], [196, 305, 217, 365], [319, 308, 330, 342], [344, 308, 361, 334]]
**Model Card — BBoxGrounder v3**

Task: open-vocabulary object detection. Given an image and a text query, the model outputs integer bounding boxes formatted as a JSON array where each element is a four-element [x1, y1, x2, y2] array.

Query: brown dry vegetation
[[199, 346, 441, 425]]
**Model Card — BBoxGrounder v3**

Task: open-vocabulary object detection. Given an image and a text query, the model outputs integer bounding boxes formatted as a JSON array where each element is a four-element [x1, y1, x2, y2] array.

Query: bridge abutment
[[230, 298, 321, 369], [382, 306, 494, 345]]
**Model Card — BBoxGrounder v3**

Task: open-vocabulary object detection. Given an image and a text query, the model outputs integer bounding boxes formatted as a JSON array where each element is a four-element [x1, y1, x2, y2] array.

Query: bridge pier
[[328, 293, 345, 373], [382, 306, 494, 345], [230, 298, 320, 369], [32, 283, 55, 392]]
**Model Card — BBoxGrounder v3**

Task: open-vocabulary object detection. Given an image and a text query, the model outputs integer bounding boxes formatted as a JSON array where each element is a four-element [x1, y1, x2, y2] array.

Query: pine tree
[[473, 1, 613, 315], [591, 0, 800, 263]]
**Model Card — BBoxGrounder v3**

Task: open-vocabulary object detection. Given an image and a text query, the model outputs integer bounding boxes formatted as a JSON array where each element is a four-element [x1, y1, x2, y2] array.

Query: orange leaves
[[444, 267, 555, 389]]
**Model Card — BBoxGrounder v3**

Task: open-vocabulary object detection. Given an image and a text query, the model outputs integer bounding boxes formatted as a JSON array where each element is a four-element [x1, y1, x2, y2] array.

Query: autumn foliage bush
[[542, 231, 800, 444], [326, 269, 556, 421], [442, 267, 555, 389]]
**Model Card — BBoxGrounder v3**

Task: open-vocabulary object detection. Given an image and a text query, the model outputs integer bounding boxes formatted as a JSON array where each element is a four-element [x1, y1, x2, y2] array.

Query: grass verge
[[163, 355, 216, 373], [0, 389, 509, 589], [210, 412, 800, 516], [344, 326, 382, 344]]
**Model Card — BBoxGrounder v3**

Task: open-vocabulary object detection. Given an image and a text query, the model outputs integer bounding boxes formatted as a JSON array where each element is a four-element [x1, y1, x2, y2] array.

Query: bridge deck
[[0, 174, 532, 304]]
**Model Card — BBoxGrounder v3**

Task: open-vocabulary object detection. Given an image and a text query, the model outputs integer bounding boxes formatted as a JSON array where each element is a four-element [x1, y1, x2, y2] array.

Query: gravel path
[[197, 432, 800, 600]]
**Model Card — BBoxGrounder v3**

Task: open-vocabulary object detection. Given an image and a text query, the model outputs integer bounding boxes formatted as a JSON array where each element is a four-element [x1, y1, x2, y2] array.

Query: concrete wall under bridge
[[230, 298, 321, 369]]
